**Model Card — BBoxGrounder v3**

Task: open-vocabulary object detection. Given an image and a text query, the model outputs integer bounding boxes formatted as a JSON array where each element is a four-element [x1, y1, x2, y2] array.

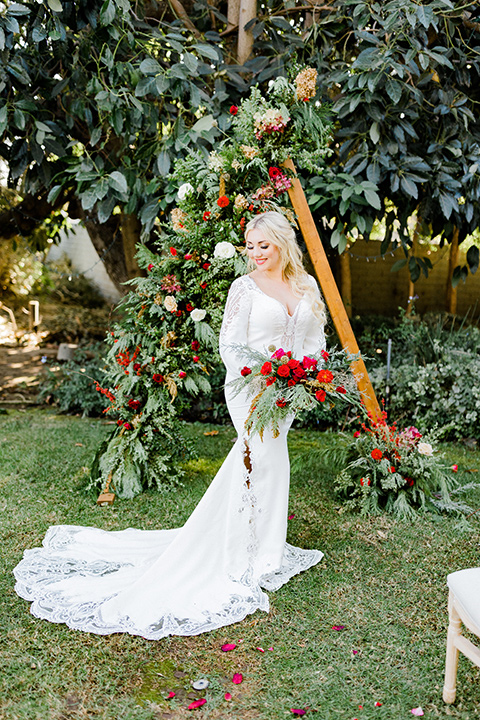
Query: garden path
[[0, 344, 56, 407]]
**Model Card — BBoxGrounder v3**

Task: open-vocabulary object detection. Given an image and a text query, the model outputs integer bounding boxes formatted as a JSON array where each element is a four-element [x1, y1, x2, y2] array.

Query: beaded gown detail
[[13, 274, 325, 639]]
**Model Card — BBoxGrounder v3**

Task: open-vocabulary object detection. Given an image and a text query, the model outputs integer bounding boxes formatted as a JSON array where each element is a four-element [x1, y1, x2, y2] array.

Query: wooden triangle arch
[[284, 159, 381, 420]]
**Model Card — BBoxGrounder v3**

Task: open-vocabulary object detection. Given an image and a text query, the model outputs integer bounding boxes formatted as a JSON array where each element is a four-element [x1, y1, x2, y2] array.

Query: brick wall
[[343, 240, 480, 318]]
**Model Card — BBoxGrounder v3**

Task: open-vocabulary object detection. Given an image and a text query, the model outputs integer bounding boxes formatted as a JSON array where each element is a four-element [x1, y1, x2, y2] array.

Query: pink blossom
[[451, 464, 458, 472], [288, 513, 295, 520], [167, 691, 175, 699], [411, 709, 424, 717], [225, 692, 232, 701], [232, 673, 243, 684], [221, 643, 236, 652], [271, 348, 286, 359], [332, 625, 345, 631]]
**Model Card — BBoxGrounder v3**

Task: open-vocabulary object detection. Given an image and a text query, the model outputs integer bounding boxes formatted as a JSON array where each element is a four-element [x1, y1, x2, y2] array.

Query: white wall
[[47, 221, 121, 303]]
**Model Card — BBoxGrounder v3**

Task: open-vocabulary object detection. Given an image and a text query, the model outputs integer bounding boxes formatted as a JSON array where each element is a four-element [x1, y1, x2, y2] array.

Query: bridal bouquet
[[230, 345, 362, 439]]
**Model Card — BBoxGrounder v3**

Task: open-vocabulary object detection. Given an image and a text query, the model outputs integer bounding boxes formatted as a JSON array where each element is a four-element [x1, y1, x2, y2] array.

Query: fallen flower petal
[[352, 650, 359, 655], [232, 673, 243, 684], [374, 701, 382, 707], [221, 643, 236, 651], [256, 647, 265, 652], [225, 692, 232, 701], [332, 625, 345, 631], [188, 699, 206, 710], [411, 709, 424, 717], [167, 691, 175, 699], [268, 646, 274, 651], [291, 710, 306, 716], [288, 514, 295, 519], [451, 464, 458, 472]]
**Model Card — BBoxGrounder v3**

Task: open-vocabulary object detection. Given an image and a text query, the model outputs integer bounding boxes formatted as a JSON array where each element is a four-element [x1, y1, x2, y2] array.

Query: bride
[[14, 211, 327, 640]]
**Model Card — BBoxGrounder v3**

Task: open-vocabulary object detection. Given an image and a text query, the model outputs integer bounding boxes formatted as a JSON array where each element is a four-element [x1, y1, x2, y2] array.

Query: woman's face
[[246, 228, 282, 274]]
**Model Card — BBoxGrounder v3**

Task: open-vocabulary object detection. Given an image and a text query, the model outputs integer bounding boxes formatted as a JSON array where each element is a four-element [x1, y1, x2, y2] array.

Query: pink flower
[[179, 371, 186, 378], [353, 431, 361, 438], [167, 691, 175, 699], [374, 701, 382, 707], [193, 355, 199, 362], [221, 643, 236, 652], [123, 422, 132, 430], [225, 692, 232, 701], [451, 464, 458, 472], [184, 253, 192, 260], [191, 340, 200, 351], [232, 673, 243, 684], [188, 699, 206, 709], [288, 513, 295, 519], [271, 348, 286, 359], [411, 709, 424, 717], [332, 625, 345, 631], [302, 356, 317, 370]]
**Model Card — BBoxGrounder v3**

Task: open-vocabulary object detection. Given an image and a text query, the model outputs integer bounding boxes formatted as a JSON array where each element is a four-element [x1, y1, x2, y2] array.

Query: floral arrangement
[[330, 411, 459, 518], [91, 67, 333, 498], [230, 346, 361, 439]]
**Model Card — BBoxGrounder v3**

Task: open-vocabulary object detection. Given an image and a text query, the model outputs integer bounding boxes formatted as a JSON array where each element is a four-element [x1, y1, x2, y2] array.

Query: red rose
[[123, 422, 132, 430], [128, 399, 141, 411], [217, 195, 230, 208], [203, 262, 211, 270], [266, 376, 276, 386], [178, 371, 186, 378], [321, 350, 329, 361], [261, 361, 272, 375], [170, 247, 177, 256], [353, 431, 361, 438], [193, 355, 199, 362], [315, 389, 326, 402], [268, 166, 282, 179], [371, 449, 383, 460], [240, 366, 251, 377], [302, 356, 317, 370], [175, 310, 182, 316], [287, 378, 297, 387], [317, 369, 334, 383], [277, 364, 290, 377], [200, 282, 207, 289], [293, 366, 306, 379], [336, 386, 346, 394], [152, 374, 164, 383], [147, 263, 154, 271], [390, 466, 396, 473], [117, 419, 124, 426], [405, 477, 414, 487], [191, 340, 200, 351], [186, 303, 193, 312], [287, 358, 300, 369], [229, 105, 238, 115], [133, 363, 141, 371], [203, 211, 211, 220], [184, 253, 192, 260], [276, 398, 287, 408], [360, 478, 364, 486]]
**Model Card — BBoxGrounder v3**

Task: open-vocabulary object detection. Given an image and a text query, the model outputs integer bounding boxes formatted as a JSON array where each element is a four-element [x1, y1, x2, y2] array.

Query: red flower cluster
[[371, 448, 383, 460], [115, 346, 140, 370], [152, 374, 164, 383], [217, 195, 230, 208], [128, 399, 141, 411], [94, 382, 115, 403]]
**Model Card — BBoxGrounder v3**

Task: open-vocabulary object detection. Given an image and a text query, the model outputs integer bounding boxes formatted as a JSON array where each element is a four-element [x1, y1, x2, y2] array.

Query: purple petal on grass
[[221, 643, 236, 652], [188, 699, 206, 710], [291, 710, 306, 716], [232, 673, 243, 684], [352, 650, 359, 655], [332, 625, 345, 631]]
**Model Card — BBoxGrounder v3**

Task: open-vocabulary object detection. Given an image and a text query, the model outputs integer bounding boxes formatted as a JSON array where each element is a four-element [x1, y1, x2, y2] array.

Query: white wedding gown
[[14, 274, 325, 639]]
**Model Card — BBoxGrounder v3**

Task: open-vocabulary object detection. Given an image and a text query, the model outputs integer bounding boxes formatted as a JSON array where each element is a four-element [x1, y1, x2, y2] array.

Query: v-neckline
[[247, 275, 301, 319]]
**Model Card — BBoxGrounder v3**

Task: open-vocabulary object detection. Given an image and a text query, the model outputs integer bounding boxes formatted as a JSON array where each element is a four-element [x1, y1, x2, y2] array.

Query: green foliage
[[37, 343, 109, 416], [329, 415, 462, 518]]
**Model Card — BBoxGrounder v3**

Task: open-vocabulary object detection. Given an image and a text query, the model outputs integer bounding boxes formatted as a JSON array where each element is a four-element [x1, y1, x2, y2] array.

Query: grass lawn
[[1, 409, 479, 720]]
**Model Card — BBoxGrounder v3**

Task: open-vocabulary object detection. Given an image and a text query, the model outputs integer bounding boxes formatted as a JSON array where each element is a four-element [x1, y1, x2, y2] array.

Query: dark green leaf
[[109, 171, 128, 194], [7, 3, 31, 16], [156, 151, 171, 177], [466, 245, 479, 274], [391, 258, 407, 273], [139, 58, 162, 76], [385, 77, 402, 104]]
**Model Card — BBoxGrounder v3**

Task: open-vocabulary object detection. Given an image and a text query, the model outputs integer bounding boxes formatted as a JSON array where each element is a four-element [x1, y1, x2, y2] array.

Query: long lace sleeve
[[302, 276, 327, 356], [219, 276, 252, 376]]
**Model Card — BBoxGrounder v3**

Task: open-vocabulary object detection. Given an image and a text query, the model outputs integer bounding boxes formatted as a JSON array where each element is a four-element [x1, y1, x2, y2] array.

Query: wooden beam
[[283, 159, 381, 420]]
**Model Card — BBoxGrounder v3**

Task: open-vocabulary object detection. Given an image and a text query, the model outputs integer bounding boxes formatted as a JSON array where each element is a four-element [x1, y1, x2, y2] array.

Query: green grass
[[1, 410, 480, 720]]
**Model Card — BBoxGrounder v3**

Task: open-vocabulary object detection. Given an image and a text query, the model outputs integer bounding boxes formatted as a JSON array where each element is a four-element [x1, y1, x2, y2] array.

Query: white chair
[[443, 568, 480, 703]]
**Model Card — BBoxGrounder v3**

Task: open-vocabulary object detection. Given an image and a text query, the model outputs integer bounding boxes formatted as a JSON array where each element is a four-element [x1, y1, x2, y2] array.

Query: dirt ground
[[0, 343, 58, 406]]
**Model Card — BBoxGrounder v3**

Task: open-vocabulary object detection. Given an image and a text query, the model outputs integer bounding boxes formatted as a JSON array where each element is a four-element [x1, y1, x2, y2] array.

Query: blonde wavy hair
[[244, 211, 326, 325]]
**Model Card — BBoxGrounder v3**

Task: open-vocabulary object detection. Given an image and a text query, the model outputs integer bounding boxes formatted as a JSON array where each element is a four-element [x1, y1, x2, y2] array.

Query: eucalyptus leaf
[[47, 0, 63, 11]]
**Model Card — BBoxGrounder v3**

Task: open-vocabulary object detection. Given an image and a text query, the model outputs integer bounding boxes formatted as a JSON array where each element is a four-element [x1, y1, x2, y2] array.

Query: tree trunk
[[227, 0, 240, 30], [237, 0, 256, 64], [339, 247, 352, 318], [446, 226, 459, 314], [120, 213, 143, 279], [406, 220, 419, 316]]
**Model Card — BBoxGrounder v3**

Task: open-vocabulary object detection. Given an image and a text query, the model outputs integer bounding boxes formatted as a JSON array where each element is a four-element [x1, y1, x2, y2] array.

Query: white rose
[[417, 442, 433, 456], [177, 182, 194, 200], [213, 241, 236, 259], [191, 308, 206, 322], [164, 295, 177, 312]]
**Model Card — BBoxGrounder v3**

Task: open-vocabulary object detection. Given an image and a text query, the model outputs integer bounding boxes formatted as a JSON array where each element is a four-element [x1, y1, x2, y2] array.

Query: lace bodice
[[219, 274, 326, 378]]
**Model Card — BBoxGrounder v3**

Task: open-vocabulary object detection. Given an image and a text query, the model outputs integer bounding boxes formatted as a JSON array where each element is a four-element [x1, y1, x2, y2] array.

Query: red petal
[[288, 513, 295, 519], [232, 673, 243, 684], [167, 691, 175, 699], [221, 643, 236, 652], [291, 710, 306, 716], [332, 625, 345, 631], [225, 692, 232, 701], [256, 646, 265, 652], [188, 699, 207, 709]]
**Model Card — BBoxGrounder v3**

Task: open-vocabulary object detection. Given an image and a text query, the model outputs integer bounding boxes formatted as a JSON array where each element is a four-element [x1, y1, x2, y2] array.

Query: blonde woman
[[14, 212, 327, 641]]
